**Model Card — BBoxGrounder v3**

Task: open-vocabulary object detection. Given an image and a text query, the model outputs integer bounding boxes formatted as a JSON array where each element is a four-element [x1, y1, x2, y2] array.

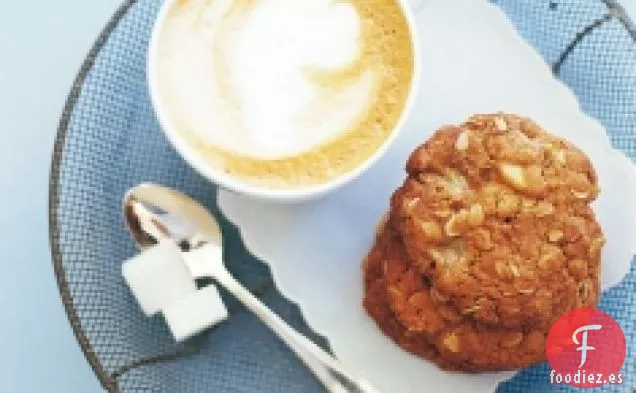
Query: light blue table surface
[[0, 1, 120, 392], [0, 1, 634, 392]]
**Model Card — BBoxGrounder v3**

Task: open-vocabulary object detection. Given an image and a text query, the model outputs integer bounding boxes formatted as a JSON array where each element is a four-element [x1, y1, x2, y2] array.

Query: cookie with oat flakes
[[391, 114, 603, 328], [363, 222, 549, 371]]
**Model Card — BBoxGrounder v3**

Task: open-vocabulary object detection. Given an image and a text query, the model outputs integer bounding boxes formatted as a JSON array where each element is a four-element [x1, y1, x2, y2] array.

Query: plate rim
[[47, 0, 636, 392], [48, 1, 137, 391]]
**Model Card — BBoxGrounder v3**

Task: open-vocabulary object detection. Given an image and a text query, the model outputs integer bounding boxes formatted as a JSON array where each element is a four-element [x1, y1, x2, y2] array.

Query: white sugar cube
[[162, 285, 229, 342], [122, 241, 196, 316], [181, 243, 223, 279]]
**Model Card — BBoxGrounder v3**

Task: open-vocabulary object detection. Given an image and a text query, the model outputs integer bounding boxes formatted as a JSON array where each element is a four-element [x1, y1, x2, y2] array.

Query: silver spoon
[[123, 183, 381, 393]]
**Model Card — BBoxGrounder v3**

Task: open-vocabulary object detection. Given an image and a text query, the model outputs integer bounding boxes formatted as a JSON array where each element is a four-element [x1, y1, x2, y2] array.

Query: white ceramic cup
[[148, 0, 425, 202]]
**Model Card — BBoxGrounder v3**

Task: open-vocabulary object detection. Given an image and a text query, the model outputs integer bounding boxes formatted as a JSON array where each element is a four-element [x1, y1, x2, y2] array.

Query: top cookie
[[391, 114, 604, 328]]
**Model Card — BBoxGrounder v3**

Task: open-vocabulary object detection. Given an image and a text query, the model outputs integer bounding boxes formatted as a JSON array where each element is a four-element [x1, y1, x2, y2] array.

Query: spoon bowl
[[123, 183, 222, 251]]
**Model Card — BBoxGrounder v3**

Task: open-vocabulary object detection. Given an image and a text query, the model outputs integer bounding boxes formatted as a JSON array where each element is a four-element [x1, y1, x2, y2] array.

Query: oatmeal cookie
[[391, 114, 603, 328], [363, 223, 549, 371]]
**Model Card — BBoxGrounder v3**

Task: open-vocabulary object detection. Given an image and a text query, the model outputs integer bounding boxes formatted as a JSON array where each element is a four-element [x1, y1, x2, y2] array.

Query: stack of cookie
[[363, 114, 605, 371]]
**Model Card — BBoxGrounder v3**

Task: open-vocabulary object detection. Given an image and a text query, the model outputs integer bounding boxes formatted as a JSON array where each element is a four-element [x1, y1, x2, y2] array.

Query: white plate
[[217, 0, 636, 392]]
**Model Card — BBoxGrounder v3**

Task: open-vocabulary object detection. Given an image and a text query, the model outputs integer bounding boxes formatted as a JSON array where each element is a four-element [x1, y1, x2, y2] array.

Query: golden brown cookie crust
[[363, 223, 549, 371], [390, 114, 603, 328]]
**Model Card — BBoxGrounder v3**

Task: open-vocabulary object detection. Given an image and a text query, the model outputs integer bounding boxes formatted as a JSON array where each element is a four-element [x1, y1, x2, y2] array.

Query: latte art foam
[[157, 0, 414, 187]]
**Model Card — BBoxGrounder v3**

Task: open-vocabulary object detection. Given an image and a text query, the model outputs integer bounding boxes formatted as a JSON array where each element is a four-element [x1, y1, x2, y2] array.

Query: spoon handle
[[214, 267, 381, 393]]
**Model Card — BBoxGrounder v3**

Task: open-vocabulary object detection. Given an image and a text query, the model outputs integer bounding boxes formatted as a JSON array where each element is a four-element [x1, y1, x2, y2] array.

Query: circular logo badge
[[546, 308, 626, 388]]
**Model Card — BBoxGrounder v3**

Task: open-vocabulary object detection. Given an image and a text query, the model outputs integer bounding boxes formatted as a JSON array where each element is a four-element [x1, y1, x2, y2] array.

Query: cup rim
[[147, 0, 421, 202]]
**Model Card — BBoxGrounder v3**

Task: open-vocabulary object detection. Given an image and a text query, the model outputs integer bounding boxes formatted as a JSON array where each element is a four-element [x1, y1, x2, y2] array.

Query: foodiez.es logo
[[546, 308, 626, 388], [572, 324, 602, 368]]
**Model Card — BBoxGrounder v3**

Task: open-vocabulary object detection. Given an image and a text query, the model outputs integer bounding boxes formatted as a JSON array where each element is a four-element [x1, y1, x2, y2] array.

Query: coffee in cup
[[152, 0, 418, 191]]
